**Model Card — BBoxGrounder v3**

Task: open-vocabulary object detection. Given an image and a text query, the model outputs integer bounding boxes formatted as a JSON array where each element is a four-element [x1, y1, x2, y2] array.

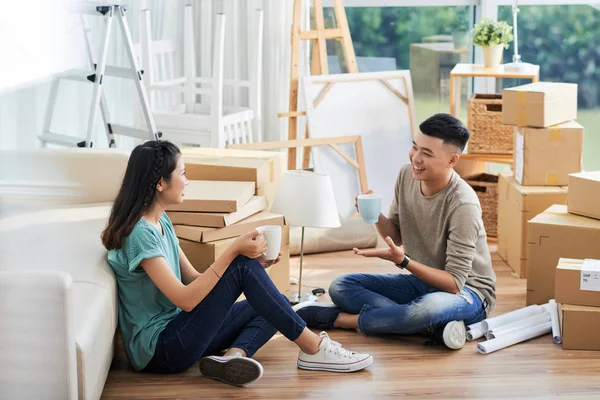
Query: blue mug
[[357, 194, 382, 224]]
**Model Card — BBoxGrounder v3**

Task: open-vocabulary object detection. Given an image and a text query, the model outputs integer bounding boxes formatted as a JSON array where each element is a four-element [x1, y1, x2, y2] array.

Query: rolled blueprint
[[477, 321, 552, 355], [481, 304, 545, 332], [467, 327, 484, 341], [548, 299, 562, 344], [487, 312, 550, 339]]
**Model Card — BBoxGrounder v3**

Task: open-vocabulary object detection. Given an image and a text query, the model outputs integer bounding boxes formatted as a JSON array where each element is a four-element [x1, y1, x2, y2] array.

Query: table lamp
[[504, 0, 535, 72], [270, 170, 341, 304]]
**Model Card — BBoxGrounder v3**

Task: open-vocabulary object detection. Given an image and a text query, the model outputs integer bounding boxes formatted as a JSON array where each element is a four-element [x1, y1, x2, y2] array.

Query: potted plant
[[450, 8, 470, 50], [472, 18, 514, 68]]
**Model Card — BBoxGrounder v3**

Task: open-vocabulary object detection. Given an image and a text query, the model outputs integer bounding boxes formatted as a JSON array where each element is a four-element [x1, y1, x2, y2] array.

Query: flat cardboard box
[[527, 205, 600, 305], [568, 172, 600, 220], [555, 258, 600, 307], [559, 303, 600, 351], [166, 180, 255, 213], [503, 82, 578, 128], [497, 172, 568, 277], [174, 211, 285, 243], [166, 196, 267, 228], [183, 154, 284, 207], [180, 226, 290, 294], [513, 121, 583, 186], [180, 147, 286, 182]]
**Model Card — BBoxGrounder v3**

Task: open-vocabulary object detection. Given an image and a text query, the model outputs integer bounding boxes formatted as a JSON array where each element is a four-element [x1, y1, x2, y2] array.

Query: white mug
[[255, 225, 282, 260]]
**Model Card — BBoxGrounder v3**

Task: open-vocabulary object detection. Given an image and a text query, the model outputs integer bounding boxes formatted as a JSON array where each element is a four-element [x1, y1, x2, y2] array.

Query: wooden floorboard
[[102, 244, 600, 399]]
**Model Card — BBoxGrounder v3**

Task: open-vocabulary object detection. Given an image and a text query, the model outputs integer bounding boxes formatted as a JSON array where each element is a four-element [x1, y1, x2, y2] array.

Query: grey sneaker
[[440, 320, 467, 350], [198, 354, 263, 386]]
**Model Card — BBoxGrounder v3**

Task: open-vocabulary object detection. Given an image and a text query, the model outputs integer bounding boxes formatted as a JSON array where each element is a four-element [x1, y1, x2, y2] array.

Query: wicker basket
[[467, 93, 514, 154], [464, 173, 498, 238]]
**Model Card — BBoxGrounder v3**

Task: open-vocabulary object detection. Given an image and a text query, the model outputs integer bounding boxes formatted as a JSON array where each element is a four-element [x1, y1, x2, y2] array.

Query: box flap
[[530, 205, 600, 230], [174, 211, 285, 243], [570, 171, 600, 183]]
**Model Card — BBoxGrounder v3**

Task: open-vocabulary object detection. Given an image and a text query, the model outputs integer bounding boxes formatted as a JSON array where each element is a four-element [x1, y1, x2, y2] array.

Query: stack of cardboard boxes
[[552, 174, 600, 350], [499, 82, 600, 350], [498, 82, 581, 279], [167, 147, 290, 293]]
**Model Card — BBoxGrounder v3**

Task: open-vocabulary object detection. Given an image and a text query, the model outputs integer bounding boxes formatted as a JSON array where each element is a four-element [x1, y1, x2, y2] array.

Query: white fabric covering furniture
[[0, 149, 130, 400]]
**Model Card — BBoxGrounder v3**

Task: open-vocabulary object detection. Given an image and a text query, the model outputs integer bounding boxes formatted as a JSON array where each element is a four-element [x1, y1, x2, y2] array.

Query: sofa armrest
[[0, 271, 78, 400]]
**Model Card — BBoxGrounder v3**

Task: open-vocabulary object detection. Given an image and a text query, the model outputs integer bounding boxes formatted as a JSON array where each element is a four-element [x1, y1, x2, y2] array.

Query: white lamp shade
[[271, 170, 341, 228]]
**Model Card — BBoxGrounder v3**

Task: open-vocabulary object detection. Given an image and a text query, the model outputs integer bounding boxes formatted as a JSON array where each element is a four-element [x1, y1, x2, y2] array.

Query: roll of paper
[[466, 327, 484, 341], [548, 299, 562, 344], [488, 312, 550, 339], [467, 321, 483, 331], [481, 304, 545, 332], [477, 321, 552, 355]]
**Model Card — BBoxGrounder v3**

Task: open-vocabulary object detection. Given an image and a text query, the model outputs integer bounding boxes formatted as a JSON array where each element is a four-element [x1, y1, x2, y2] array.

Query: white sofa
[[0, 149, 130, 400]]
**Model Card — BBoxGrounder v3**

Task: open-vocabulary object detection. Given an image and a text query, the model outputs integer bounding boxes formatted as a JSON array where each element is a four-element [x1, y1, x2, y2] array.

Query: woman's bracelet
[[210, 265, 222, 279]]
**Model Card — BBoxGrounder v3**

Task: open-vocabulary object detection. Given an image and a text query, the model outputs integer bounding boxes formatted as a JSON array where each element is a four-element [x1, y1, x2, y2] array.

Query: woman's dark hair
[[101, 140, 181, 250], [419, 113, 470, 152]]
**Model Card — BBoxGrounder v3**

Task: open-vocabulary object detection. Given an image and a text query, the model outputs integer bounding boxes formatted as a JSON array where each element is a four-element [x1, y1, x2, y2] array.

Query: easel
[[278, 0, 358, 170]]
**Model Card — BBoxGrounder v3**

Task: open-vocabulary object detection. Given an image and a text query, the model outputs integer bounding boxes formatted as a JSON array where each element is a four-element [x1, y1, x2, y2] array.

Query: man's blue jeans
[[329, 273, 486, 335]]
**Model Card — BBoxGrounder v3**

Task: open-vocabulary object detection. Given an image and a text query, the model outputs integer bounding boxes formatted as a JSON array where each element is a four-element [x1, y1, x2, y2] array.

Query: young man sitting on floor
[[294, 113, 496, 350]]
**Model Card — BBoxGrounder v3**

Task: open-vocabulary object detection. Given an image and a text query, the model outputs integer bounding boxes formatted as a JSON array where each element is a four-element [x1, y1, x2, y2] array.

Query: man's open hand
[[353, 236, 404, 264]]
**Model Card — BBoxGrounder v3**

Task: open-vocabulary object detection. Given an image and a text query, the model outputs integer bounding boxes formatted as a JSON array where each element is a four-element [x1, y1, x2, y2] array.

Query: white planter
[[482, 45, 504, 68]]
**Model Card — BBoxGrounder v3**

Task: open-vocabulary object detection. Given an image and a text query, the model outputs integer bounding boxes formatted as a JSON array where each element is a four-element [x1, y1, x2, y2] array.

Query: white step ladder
[[39, 3, 161, 148]]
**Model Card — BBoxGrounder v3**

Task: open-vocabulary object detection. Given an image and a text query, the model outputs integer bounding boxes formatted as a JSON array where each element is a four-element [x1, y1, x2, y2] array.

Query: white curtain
[[0, 0, 293, 150]]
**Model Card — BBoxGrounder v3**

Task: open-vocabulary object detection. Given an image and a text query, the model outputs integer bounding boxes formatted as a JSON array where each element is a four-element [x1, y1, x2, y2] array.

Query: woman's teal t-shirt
[[107, 213, 181, 371]]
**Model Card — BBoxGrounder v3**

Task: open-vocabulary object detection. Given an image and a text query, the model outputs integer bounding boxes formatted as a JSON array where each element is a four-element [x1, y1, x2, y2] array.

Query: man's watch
[[396, 254, 411, 269]]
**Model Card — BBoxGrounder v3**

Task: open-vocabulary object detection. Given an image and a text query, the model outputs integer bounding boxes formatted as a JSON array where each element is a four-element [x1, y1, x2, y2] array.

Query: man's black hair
[[419, 113, 470, 152]]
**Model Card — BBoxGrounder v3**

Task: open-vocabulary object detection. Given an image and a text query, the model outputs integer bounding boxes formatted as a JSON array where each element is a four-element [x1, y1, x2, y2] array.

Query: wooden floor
[[102, 244, 600, 399]]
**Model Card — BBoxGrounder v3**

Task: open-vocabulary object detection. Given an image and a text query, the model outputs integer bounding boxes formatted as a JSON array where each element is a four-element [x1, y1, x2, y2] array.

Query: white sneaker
[[442, 320, 466, 350], [198, 354, 263, 386], [297, 332, 373, 372]]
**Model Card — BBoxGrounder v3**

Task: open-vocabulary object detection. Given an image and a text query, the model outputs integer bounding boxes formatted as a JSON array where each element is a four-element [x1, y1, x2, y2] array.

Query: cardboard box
[[167, 196, 267, 228], [568, 172, 600, 220], [181, 225, 290, 272], [555, 258, 600, 307], [174, 211, 285, 243], [166, 180, 255, 213], [527, 205, 600, 305], [182, 153, 284, 207], [513, 121, 583, 186], [180, 147, 286, 182], [180, 225, 290, 294], [559, 303, 600, 351], [503, 82, 578, 128], [497, 172, 568, 277]]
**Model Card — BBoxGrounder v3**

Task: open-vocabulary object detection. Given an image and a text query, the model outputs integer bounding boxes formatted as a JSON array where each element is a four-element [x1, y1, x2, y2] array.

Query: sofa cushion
[[73, 282, 116, 400]]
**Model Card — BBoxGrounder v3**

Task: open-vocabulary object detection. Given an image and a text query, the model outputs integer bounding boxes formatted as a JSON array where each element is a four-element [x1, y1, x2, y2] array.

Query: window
[[325, 6, 476, 123], [498, 4, 600, 170]]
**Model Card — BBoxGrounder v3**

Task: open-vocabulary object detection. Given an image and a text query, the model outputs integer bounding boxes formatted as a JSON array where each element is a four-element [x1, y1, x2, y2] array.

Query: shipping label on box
[[555, 258, 600, 307]]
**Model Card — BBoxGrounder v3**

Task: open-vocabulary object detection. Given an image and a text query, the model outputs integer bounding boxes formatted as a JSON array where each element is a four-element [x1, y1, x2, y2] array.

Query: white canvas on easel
[[302, 70, 417, 219]]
